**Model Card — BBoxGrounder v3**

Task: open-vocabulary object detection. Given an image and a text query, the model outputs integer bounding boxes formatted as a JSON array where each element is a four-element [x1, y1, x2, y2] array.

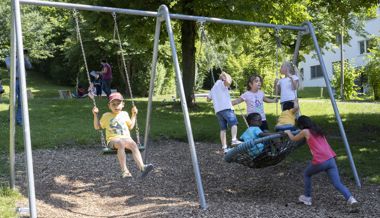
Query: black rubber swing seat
[[101, 144, 145, 155], [224, 130, 305, 168]]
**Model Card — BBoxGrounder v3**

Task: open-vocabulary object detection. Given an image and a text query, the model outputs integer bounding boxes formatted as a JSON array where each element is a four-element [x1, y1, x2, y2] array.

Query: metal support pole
[[143, 14, 163, 163], [292, 31, 303, 65], [340, 30, 344, 100], [13, 0, 38, 217], [305, 22, 361, 187], [159, 5, 207, 209], [9, 1, 17, 190]]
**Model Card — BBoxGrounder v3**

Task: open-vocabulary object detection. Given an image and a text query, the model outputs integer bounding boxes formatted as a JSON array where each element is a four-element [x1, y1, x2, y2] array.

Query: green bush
[[332, 61, 360, 100], [365, 38, 380, 100]]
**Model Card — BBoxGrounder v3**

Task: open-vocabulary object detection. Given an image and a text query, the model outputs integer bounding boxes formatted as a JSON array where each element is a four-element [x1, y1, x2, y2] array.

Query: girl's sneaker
[[140, 164, 154, 179], [347, 196, 358, 205], [298, 195, 312, 206], [347, 196, 359, 213]]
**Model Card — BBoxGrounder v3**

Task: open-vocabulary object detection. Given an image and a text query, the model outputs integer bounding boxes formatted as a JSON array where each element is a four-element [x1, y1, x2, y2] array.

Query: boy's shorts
[[107, 137, 133, 149], [216, 109, 238, 130]]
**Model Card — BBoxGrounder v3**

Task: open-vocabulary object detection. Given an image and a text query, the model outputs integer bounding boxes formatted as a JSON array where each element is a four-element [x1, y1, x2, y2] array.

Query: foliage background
[[0, 0, 378, 98]]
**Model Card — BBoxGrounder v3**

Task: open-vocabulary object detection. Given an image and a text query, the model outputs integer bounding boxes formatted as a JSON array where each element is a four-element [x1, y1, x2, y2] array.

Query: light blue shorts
[[216, 109, 238, 130]]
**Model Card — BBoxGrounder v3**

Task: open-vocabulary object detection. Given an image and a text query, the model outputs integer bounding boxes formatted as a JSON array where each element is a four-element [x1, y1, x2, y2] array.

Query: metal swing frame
[[10, 0, 361, 217]]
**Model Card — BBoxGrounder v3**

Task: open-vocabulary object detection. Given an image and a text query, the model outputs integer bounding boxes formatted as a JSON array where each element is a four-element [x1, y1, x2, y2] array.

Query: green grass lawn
[[0, 187, 20, 218], [298, 87, 329, 98], [1, 70, 380, 215]]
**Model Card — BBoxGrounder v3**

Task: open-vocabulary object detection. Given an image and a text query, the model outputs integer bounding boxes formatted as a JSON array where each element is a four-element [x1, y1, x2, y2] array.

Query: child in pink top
[[285, 115, 358, 206], [232, 75, 277, 131]]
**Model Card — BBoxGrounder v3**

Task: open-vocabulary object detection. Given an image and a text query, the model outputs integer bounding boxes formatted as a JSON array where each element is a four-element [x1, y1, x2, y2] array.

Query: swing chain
[[274, 27, 282, 116], [73, 9, 107, 148], [73, 9, 96, 107], [232, 79, 249, 128], [198, 19, 207, 43], [112, 12, 141, 145], [112, 13, 134, 105], [197, 20, 217, 84]]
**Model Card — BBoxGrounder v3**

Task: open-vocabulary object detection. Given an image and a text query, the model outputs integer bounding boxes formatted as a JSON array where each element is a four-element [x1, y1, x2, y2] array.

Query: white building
[[300, 8, 380, 90]]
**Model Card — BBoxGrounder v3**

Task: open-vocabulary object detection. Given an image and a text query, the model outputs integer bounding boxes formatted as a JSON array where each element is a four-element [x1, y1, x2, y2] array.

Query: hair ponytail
[[296, 115, 324, 137]]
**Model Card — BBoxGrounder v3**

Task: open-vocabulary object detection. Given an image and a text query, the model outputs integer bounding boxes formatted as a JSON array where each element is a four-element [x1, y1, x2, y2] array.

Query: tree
[[332, 61, 361, 100], [4, 0, 377, 103], [0, 2, 64, 61]]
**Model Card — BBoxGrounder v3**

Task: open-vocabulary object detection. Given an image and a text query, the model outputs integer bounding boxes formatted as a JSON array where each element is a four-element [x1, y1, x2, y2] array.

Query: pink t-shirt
[[307, 132, 336, 165], [240, 90, 266, 121]]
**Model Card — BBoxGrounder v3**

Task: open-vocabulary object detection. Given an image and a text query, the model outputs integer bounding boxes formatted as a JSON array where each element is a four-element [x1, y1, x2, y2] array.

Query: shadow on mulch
[[14, 140, 380, 218]]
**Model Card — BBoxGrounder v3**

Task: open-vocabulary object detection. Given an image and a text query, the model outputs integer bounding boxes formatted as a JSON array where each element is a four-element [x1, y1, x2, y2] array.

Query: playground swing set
[[9, 0, 361, 217]]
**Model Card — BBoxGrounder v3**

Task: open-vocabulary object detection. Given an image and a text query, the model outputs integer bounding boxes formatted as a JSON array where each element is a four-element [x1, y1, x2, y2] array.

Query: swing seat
[[224, 130, 305, 168], [101, 143, 145, 155]]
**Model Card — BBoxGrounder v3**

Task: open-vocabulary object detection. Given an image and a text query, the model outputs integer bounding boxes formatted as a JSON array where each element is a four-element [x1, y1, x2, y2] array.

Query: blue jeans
[[102, 79, 112, 97], [304, 158, 352, 200], [275, 124, 297, 132], [16, 79, 22, 124], [95, 84, 102, 96], [216, 109, 238, 130]]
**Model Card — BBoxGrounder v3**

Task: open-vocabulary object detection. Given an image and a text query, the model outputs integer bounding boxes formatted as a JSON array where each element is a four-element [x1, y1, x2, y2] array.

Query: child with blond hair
[[208, 71, 242, 153], [275, 61, 302, 111]]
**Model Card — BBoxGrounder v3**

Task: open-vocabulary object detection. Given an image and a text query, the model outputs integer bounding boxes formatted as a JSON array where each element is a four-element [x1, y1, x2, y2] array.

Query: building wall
[[300, 8, 380, 87]]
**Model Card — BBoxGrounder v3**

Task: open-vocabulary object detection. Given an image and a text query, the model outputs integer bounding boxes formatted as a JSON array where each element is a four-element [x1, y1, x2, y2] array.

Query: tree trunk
[[181, 0, 196, 106], [374, 83, 380, 100]]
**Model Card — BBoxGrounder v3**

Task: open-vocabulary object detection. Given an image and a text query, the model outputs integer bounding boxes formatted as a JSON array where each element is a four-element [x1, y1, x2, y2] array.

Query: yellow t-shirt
[[100, 111, 133, 144], [276, 110, 296, 126]]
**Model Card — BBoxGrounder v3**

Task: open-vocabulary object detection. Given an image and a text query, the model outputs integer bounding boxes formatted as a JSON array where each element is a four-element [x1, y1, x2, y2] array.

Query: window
[[310, 65, 323, 79], [359, 39, 374, 54]]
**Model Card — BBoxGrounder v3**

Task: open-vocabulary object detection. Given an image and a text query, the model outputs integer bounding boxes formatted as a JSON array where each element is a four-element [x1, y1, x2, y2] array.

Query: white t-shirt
[[240, 90, 266, 121], [278, 75, 299, 103], [208, 80, 233, 113]]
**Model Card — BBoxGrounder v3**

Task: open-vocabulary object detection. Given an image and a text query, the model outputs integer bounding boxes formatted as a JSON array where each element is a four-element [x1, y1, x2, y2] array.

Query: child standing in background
[[275, 61, 300, 111], [208, 71, 242, 153]]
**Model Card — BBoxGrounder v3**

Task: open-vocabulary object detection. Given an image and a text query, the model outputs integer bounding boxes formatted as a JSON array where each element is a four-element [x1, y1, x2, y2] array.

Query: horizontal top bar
[[19, 0, 159, 17], [20, 0, 307, 31], [169, 14, 306, 31]]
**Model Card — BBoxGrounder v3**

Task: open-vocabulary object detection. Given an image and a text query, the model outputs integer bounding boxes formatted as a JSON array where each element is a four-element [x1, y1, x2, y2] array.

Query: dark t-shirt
[[101, 63, 112, 80]]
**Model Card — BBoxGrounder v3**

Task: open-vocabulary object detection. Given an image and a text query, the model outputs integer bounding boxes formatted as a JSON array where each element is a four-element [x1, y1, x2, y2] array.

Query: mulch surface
[[14, 140, 380, 218]]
